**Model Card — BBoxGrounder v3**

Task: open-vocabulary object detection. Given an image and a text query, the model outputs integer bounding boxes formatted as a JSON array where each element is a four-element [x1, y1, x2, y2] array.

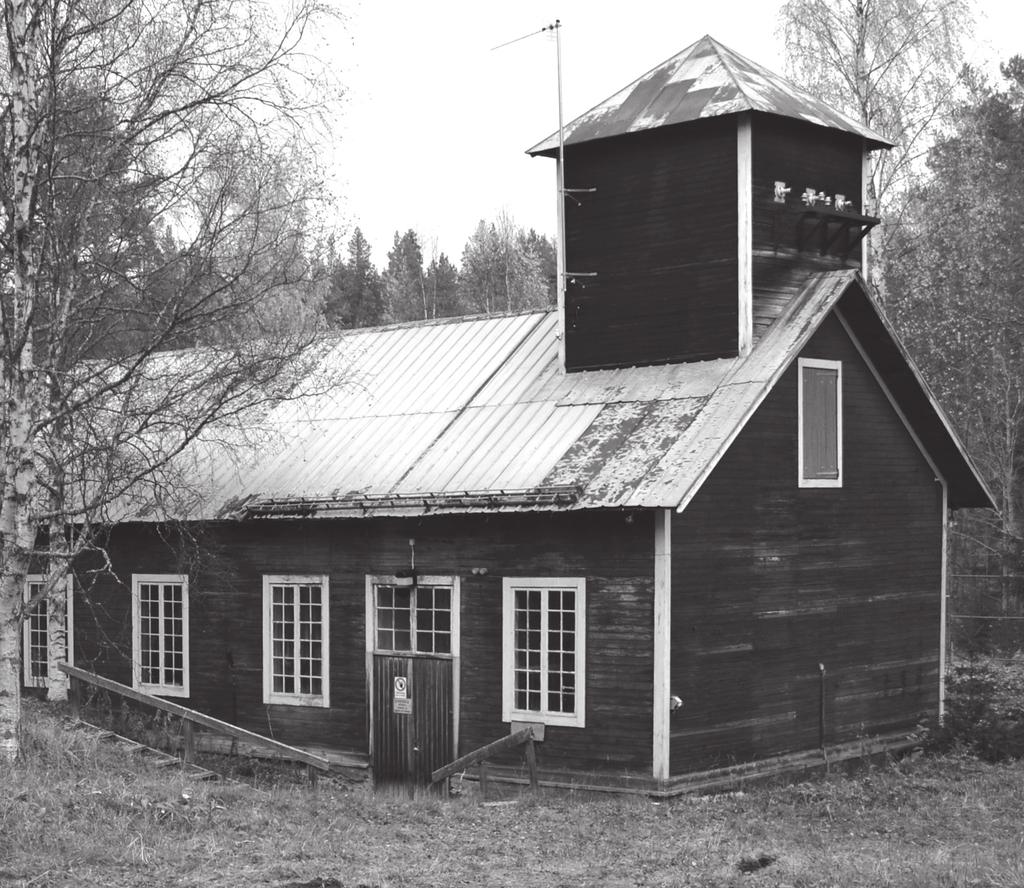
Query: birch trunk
[[44, 484, 71, 699], [1, 0, 46, 760]]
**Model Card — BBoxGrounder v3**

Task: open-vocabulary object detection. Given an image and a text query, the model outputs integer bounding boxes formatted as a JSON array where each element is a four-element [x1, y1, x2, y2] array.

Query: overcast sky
[[324, 1, 1022, 266]]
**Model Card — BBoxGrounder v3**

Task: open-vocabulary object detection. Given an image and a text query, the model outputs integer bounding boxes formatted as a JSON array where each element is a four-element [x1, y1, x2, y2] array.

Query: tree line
[[318, 215, 556, 329]]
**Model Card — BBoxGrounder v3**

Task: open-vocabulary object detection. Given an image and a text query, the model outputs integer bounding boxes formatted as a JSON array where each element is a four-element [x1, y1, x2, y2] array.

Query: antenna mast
[[546, 19, 567, 372], [494, 19, 573, 371]]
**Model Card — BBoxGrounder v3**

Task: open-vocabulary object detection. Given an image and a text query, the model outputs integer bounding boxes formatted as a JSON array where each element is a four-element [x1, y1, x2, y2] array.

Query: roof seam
[[385, 311, 551, 494]]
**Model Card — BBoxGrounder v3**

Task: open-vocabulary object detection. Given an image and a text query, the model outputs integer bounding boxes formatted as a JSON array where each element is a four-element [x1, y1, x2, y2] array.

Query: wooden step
[[72, 718, 221, 781]]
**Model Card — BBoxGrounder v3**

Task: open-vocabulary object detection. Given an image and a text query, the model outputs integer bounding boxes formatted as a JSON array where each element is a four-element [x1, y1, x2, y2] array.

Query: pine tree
[[326, 228, 383, 328], [382, 229, 426, 322], [424, 253, 461, 319]]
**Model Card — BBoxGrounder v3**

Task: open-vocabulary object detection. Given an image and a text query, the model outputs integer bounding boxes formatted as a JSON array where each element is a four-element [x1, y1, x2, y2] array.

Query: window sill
[[799, 477, 843, 488], [505, 710, 585, 729], [264, 693, 329, 708], [138, 683, 190, 699]]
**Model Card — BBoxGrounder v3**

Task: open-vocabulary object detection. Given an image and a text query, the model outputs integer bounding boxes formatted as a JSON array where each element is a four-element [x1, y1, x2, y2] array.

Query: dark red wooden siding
[[562, 119, 739, 370], [76, 512, 655, 776], [669, 311, 943, 773], [751, 115, 865, 336]]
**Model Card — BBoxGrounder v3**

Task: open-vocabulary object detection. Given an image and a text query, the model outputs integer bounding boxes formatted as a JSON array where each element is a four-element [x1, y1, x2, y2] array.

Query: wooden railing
[[431, 727, 539, 795], [59, 664, 331, 781]]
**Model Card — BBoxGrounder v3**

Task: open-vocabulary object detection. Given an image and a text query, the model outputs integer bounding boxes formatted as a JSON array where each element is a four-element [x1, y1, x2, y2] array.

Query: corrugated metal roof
[[528, 35, 892, 155], [117, 267, 990, 521]]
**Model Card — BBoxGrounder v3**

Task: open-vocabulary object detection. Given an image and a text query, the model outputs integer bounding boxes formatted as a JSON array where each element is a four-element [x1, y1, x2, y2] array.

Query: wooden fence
[[948, 573, 1024, 658]]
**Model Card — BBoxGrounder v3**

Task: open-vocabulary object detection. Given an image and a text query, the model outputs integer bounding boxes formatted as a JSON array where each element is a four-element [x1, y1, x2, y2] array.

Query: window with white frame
[[23, 577, 49, 688], [23, 575, 75, 688], [374, 581, 453, 654], [502, 578, 586, 728], [132, 574, 189, 697], [263, 575, 330, 707], [798, 358, 842, 487]]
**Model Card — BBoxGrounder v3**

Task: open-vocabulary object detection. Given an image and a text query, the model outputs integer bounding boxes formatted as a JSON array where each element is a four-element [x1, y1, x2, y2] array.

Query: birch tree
[[0, 0, 338, 760], [778, 0, 973, 294], [458, 213, 551, 315]]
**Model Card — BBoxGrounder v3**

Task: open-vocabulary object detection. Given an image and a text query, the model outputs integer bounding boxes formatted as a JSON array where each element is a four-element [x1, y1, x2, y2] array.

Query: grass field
[[2, 701, 1023, 888]]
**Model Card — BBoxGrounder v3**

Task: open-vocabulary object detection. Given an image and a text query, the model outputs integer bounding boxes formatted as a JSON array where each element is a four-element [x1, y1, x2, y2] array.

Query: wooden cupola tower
[[528, 35, 892, 372]]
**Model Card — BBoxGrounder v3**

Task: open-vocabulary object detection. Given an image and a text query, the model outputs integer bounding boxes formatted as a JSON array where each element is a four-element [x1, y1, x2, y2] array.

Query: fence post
[[524, 737, 539, 792], [478, 760, 489, 800], [182, 719, 195, 763], [69, 677, 81, 719]]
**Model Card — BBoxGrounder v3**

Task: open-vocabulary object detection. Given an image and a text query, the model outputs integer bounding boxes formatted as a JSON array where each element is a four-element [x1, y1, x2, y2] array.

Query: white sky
[[323, 1, 1022, 266]]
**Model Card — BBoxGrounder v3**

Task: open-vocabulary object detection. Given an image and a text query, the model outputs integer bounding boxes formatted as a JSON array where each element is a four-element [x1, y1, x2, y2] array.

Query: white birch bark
[[1, 0, 46, 760]]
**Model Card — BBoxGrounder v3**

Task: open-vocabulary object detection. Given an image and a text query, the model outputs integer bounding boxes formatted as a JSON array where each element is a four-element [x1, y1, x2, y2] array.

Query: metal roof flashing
[[527, 35, 892, 156]]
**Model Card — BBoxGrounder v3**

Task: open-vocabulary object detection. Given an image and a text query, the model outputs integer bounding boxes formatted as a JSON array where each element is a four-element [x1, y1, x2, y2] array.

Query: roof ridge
[[527, 35, 892, 155], [328, 307, 554, 338], [706, 36, 762, 115], [526, 34, 712, 155]]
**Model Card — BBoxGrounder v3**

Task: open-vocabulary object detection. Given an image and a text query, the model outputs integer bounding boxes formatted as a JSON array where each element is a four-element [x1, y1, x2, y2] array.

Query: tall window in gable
[[263, 575, 330, 707], [799, 358, 842, 487], [132, 575, 189, 697], [502, 578, 586, 728]]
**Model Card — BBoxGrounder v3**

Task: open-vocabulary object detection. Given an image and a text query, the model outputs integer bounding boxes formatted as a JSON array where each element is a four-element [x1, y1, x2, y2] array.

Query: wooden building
[[38, 37, 993, 793]]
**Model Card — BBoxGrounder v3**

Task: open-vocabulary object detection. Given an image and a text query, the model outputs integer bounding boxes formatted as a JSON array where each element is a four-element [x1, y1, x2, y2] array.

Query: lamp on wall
[[394, 538, 418, 587]]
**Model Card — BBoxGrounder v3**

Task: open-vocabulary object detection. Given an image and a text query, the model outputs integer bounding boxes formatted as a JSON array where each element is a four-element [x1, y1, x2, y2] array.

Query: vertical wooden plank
[[450, 577, 461, 769], [653, 508, 672, 782], [182, 718, 195, 763], [737, 113, 753, 357], [939, 481, 949, 720], [524, 737, 539, 792], [405, 658, 416, 800], [364, 576, 375, 780], [478, 760, 489, 800], [861, 142, 872, 276]]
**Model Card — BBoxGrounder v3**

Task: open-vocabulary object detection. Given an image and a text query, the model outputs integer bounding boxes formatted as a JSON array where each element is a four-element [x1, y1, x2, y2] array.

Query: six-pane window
[[132, 575, 189, 697], [799, 358, 842, 487], [263, 576, 329, 706], [375, 583, 452, 654], [502, 578, 586, 728]]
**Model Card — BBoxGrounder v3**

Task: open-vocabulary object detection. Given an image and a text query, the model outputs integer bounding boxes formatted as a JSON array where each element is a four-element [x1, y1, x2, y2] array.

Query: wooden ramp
[[60, 664, 332, 785], [70, 718, 222, 782]]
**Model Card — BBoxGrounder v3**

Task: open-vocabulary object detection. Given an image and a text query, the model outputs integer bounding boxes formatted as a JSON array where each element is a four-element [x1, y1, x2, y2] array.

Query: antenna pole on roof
[[526, 19, 568, 372], [548, 19, 567, 373], [493, 19, 568, 370]]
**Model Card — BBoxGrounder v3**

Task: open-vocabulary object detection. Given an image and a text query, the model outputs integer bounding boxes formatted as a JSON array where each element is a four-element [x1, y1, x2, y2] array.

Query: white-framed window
[[22, 575, 74, 688], [132, 574, 190, 697], [369, 577, 457, 655], [502, 577, 586, 728], [262, 575, 330, 707], [798, 357, 843, 487]]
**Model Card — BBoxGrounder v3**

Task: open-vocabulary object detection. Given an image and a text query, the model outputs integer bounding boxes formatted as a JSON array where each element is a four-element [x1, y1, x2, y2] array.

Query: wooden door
[[366, 577, 460, 792], [371, 654, 453, 789]]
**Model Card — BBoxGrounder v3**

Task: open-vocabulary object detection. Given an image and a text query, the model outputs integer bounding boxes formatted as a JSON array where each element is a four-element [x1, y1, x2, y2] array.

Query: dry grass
[[3, 701, 1023, 888]]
